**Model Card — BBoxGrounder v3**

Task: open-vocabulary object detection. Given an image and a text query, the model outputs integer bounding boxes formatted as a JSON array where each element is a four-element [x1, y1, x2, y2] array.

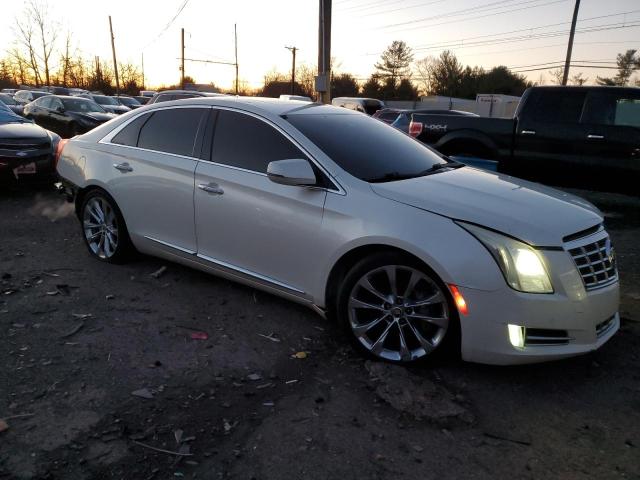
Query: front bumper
[[458, 247, 620, 365]]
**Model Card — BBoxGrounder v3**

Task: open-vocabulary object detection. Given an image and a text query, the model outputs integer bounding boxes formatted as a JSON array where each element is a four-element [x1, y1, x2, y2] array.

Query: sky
[[1, 0, 638, 90]]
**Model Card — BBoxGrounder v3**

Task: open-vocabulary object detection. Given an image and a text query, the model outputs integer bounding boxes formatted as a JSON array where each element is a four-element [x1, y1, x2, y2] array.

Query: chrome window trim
[[98, 104, 345, 195]]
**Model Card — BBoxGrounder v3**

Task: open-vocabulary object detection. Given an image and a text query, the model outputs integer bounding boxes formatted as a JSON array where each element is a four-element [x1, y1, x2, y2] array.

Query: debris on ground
[[131, 388, 154, 400], [258, 333, 281, 343], [0, 419, 8, 433], [365, 361, 474, 425], [150, 266, 167, 279], [190, 331, 209, 340], [60, 322, 84, 338], [293, 351, 307, 359], [247, 373, 262, 381]]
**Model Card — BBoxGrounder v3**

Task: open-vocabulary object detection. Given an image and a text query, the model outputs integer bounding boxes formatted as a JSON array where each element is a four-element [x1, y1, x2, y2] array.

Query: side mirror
[[55, 106, 65, 113], [267, 159, 316, 187]]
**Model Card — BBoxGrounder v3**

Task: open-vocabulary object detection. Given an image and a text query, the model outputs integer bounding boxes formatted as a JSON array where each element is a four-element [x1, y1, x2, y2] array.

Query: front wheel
[[80, 190, 133, 263], [337, 253, 454, 364]]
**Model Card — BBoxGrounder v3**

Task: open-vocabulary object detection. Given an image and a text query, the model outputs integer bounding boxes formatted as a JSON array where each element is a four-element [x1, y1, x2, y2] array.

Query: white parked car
[[55, 97, 620, 365]]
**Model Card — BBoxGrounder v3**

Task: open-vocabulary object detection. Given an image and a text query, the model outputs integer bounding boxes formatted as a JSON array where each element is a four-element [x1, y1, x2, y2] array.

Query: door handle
[[521, 130, 536, 135], [198, 183, 224, 195], [587, 134, 605, 140], [113, 162, 133, 172]]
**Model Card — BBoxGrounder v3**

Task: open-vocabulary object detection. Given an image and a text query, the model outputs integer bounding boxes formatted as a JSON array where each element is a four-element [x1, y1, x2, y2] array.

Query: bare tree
[[30, 0, 57, 86], [58, 32, 73, 87], [414, 56, 436, 95], [548, 67, 564, 85], [570, 72, 588, 85], [8, 48, 30, 85], [13, 17, 42, 85]]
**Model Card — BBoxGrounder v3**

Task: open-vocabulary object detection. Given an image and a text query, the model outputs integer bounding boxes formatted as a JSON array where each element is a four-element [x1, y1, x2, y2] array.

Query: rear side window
[[136, 108, 205, 156], [211, 110, 305, 173], [111, 113, 152, 147], [528, 90, 586, 123], [582, 91, 640, 128]]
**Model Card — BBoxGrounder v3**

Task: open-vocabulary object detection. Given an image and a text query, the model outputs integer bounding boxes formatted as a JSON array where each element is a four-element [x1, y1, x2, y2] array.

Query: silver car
[[56, 97, 619, 365]]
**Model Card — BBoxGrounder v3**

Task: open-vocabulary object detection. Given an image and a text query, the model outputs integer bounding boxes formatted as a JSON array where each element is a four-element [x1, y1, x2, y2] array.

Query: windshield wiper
[[366, 162, 464, 183], [419, 161, 465, 175]]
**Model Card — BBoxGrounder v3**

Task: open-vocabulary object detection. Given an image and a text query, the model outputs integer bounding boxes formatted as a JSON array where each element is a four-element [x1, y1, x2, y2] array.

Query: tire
[[69, 123, 82, 138], [80, 189, 133, 264], [336, 252, 457, 364]]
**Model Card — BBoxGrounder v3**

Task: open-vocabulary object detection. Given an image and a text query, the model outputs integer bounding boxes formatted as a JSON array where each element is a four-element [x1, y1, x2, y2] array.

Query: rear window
[[286, 113, 444, 182]]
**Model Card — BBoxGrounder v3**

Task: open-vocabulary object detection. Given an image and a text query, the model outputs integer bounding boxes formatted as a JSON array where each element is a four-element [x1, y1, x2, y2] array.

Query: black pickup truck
[[409, 86, 640, 189]]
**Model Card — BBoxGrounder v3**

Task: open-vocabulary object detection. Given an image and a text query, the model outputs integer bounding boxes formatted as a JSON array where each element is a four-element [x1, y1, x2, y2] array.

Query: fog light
[[508, 324, 525, 348]]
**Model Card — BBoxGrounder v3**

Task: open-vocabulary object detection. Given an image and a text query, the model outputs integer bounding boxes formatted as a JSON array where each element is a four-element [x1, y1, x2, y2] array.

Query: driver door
[[194, 109, 327, 297]]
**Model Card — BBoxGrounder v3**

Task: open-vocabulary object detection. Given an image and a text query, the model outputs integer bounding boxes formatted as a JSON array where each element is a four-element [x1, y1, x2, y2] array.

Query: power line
[[378, 0, 554, 29], [142, 0, 191, 50], [358, 0, 448, 17], [381, 0, 569, 33]]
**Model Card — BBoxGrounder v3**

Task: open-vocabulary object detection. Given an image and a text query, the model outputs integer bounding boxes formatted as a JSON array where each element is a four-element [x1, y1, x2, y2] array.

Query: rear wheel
[[80, 190, 133, 263], [337, 252, 454, 363]]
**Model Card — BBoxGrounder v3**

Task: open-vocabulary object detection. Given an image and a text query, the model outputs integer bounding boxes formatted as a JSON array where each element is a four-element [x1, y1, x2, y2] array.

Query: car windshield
[[286, 113, 453, 182], [93, 95, 118, 106], [62, 98, 106, 113], [0, 93, 17, 105], [0, 102, 27, 123], [117, 97, 140, 107], [31, 92, 48, 99]]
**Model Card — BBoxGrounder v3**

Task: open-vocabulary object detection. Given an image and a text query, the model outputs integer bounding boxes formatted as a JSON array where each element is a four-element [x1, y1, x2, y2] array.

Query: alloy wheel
[[347, 265, 449, 362], [83, 196, 119, 259]]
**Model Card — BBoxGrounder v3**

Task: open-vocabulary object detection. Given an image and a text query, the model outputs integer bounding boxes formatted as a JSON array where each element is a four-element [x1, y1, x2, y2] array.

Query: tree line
[[1, 2, 637, 100]]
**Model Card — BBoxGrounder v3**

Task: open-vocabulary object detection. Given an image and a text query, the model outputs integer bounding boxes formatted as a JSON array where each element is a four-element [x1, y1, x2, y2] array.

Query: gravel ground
[[0, 185, 639, 480]]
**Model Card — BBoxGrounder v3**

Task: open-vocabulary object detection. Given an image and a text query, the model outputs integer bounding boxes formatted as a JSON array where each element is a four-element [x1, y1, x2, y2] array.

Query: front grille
[[0, 139, 50, 150], [525, 328, 570, 346], [596, 316, 616, 338], [567, 236, 618, 290]]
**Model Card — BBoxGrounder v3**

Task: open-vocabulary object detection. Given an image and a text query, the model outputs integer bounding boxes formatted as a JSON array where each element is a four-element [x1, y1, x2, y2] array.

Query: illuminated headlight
[[458, 222, 553, 294]]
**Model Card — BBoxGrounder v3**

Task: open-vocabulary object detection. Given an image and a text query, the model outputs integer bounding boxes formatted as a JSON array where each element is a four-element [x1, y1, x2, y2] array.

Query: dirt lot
[[1, 184, 639, 480]]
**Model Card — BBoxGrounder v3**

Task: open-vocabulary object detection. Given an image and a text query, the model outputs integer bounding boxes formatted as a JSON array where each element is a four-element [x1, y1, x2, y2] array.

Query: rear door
[[193, 108, 327, 297], [104, 106, 208, 253], [512, 88, 587, 176], [579, 89, 640, 178]]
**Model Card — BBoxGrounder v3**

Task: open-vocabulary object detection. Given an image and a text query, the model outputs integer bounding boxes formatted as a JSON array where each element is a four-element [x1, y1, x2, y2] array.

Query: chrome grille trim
[[565, 230, 618, 291]]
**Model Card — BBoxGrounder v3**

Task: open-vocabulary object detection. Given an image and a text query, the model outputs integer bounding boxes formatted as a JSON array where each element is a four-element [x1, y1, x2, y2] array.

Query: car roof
[[134, 96, 360, 117]]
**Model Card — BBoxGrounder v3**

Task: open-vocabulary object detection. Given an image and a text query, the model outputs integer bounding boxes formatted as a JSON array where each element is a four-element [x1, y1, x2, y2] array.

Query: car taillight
[[409, 121, 423, 137], [54, 139, 69, 168]]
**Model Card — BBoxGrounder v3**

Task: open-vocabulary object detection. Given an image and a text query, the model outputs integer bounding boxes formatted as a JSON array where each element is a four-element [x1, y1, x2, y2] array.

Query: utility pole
[[285, 46, 297, 94], [108, 16, 120, 95], [181, 28, 185, 89], [316, 0, 332, 103], [141, 53, 145, 90], [562, 0, 580, 85], [234, 24, 239, 95]]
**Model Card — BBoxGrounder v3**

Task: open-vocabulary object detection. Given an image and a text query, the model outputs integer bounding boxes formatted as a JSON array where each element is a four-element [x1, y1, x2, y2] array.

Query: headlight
[[457, 222, 553, 294]]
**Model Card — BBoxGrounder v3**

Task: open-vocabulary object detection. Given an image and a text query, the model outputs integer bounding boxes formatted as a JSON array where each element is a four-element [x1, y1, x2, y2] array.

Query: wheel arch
[[324, 243, 451, 319]]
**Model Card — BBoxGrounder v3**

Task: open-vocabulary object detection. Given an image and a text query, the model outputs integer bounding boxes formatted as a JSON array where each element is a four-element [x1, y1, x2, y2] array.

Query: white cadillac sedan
[[55, 97, 620, 365]]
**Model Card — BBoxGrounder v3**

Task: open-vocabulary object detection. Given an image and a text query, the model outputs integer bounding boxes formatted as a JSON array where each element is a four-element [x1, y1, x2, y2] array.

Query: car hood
[[73, 111, 117, 122], [370, 167, 603, 247], [103, 105, 129, 113], [0, 121, 48, 139]]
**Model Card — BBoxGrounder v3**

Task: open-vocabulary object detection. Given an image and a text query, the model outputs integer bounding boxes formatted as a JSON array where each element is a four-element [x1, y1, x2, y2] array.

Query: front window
[[286, 112, 451, 183], [93, 95, 118, 106], [582, 91, 640, 128], [61, 98, 106, 113]]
